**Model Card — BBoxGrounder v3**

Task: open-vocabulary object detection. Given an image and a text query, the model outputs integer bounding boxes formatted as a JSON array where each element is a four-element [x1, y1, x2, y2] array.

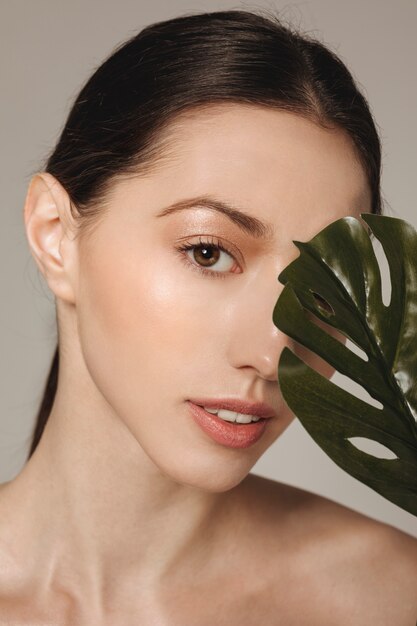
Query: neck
[[0, 380, 243, 609]]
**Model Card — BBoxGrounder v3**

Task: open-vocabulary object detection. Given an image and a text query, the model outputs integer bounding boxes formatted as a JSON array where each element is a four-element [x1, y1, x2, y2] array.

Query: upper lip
[[188, 397, 276, 419]]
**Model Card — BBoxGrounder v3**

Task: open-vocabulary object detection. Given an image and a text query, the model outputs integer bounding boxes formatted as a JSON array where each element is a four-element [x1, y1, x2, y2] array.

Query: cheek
[[75, 235, 226, 422], [75, 239, 195, 414]]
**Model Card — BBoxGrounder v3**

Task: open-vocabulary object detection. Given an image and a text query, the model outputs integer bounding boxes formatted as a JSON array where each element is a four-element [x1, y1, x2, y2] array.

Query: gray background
[[1, 0, 416, 537]]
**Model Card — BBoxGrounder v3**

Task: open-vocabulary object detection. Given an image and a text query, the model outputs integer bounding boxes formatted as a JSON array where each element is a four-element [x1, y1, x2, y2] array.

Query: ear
[[23, 172, 78, 305]]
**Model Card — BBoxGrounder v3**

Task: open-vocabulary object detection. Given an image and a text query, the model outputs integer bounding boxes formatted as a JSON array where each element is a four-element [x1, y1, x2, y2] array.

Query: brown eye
[[192, 244, 221, 267], [176, 236, 240, 278]]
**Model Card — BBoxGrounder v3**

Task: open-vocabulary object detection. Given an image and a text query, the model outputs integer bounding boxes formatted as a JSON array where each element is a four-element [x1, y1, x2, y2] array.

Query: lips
[[187, 401, 269, 448], [188, 397, 276, 419]]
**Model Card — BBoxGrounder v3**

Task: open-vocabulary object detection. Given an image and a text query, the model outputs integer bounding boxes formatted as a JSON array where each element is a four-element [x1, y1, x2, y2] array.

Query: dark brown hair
[[27, 8, 383, 460]]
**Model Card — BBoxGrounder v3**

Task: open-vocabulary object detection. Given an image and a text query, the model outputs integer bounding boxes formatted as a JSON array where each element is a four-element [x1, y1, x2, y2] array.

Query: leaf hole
[[330, 370, 384, 410], [309, 290, 335, 318], [344, 338, 369, 362], [347, 436, 398, 460], [306, 312, 367, 359], [372, 238, 392, 308]]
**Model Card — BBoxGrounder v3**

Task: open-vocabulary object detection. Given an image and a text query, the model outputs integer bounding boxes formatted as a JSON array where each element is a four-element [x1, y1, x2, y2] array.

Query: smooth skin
[[0, 104, 416, 625]]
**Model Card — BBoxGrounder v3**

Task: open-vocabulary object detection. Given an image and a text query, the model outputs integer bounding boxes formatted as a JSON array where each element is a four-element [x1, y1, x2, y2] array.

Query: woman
[[0, 8, 416, 624]]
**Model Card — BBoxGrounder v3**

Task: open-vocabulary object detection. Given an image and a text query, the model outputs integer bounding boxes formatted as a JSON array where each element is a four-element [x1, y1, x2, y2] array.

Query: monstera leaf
[[273, 212, 417, 517]]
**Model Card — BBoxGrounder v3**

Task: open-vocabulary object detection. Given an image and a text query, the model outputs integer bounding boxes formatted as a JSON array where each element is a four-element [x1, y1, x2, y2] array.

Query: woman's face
[[72, 104, 371, 492]]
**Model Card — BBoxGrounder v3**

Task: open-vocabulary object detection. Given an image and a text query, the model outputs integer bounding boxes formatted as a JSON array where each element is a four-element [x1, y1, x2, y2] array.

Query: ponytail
[[27, 345, 59, 460]]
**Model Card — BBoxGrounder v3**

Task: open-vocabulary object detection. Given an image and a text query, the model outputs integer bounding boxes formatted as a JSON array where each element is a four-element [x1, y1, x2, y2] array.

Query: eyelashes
[[175, 235, 241, 279]]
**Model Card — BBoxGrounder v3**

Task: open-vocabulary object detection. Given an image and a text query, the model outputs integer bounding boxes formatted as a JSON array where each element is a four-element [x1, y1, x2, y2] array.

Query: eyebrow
[[155, 195, 275, 240]]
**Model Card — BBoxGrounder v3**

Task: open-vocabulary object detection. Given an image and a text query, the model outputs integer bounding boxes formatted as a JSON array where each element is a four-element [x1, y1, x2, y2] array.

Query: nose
[[226, 270, 294, 382]]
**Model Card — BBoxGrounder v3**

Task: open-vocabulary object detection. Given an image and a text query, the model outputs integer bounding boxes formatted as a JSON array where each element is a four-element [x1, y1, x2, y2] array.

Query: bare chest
[[0, 562, 402, 626]]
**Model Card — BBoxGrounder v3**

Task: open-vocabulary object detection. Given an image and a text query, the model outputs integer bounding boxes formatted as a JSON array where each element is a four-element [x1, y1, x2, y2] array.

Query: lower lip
[[187, 401, 269, 449]]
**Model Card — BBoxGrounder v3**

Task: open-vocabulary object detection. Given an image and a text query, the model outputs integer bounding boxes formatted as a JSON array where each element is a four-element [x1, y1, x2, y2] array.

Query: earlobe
[[23, 172, 77, 305]]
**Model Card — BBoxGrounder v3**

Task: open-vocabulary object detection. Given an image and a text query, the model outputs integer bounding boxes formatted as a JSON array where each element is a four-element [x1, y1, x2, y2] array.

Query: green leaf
[[273, 213, 417, 517]]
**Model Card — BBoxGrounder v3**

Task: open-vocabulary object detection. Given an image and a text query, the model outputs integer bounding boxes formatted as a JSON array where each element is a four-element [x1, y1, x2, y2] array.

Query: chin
[[154, 452, 255, 494]]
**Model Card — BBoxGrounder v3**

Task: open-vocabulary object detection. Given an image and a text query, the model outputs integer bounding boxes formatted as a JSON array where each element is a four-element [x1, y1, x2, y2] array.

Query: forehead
[[147, 104, 371, 241], [102, 104, 371, 251]]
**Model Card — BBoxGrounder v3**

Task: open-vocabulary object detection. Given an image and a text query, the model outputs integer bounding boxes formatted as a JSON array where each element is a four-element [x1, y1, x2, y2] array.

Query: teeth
[[203, 407, 261, 423]]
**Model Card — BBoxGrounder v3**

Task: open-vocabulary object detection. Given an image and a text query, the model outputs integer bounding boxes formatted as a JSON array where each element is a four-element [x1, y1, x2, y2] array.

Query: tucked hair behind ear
[[27, 8, 383, 460]]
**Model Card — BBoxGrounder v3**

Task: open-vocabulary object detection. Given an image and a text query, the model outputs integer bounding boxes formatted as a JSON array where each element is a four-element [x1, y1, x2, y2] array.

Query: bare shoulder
[[243, 474, 417, 625], [326, 504, 417, 624]]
